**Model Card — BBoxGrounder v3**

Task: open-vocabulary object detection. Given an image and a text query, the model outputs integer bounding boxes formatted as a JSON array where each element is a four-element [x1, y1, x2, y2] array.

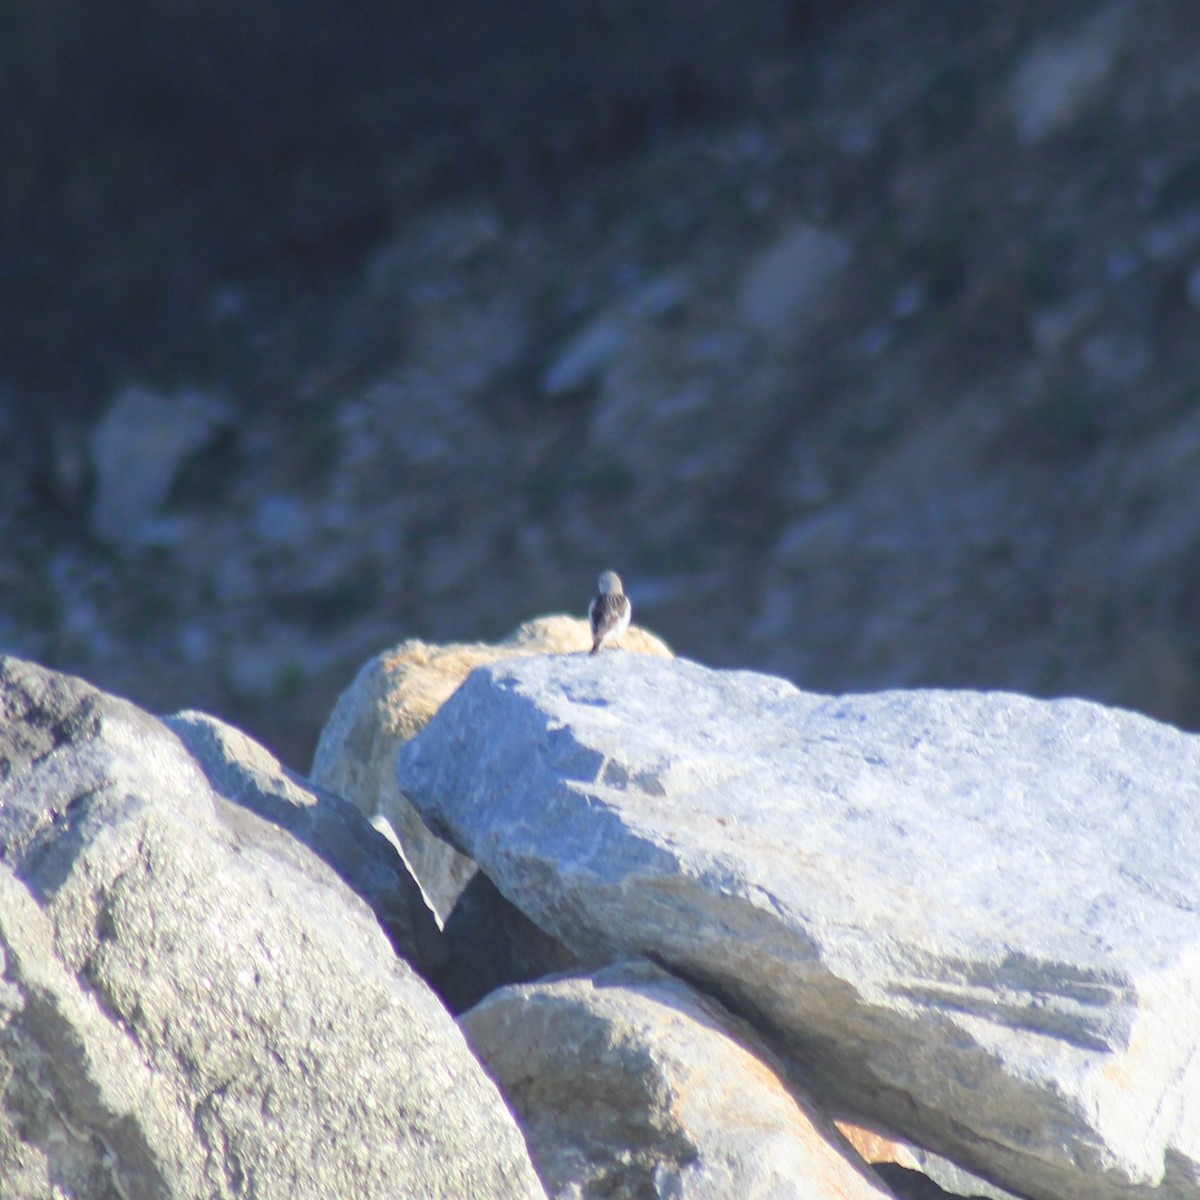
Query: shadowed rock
[[434, 870, 584, 1013]]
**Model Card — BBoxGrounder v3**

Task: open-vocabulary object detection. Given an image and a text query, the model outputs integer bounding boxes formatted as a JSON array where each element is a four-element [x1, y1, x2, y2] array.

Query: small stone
[[1008, 5, 1124, 144], [89, 386, 230, 547], [1079, 331, 1152, 386], [628, 274, 688, 321], [736, 223, 852, 336], [891, 280, 925, 320], [541, 321, 627, 396], [253, 494, 312, 547]]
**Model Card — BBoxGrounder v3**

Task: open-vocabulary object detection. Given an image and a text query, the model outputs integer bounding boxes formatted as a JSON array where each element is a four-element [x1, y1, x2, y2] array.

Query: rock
[[435, 871, 584, 1013], [398, 652, 1200, 1200], [735, 223, 852, 336], [89, 385, 231, 547], [837, 1124, 1021, 1200], [540, 274, 687, 398], [895, 1157, 1021, 1200], [542, 321, 627, 396], [838, 1123, 922, 1172], [369, 811, 441, 915], [1007, 5, 1125, 145], [871, 1164, 987, 1200], [162, 709, 444, 973], [460, 959, 897, 1200], [0, 655, 547, 1200], [311, 615, 672, 922], [1079, 330, 1152, 387], [251, 493, 312, 547]]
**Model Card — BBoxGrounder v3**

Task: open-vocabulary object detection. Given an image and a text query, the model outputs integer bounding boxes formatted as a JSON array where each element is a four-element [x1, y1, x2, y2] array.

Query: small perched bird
[[588, 570, 631, 654]]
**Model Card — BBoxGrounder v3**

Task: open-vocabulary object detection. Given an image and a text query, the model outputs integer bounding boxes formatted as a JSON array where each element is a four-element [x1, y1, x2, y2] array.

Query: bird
[[588, 570, 631, 654]]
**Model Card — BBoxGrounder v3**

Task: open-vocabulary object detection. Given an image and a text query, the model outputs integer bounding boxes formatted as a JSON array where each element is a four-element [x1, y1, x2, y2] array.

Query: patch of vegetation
[[909, 65, 978, 151], [1018, 386, 1106, 462], [1019, 233, 1074, 307], [904, 203, 978, 307], [1155, 154, 1200, 216], [273, 661, 309, 704], [12, 580, 63, 634]]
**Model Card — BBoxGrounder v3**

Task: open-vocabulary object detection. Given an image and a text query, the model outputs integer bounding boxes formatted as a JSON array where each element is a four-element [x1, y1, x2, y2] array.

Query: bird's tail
[[589, 642, 600, 655]]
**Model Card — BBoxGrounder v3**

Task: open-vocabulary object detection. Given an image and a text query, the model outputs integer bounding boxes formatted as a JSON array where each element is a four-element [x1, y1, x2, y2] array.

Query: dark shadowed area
[[2, 0, 1198, 769]]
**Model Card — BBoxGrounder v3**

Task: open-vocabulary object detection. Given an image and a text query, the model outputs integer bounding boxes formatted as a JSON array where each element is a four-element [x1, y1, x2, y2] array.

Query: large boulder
[[397, 651, 1200, 1200], [0, 655, 546, 1200], [460, 958, 898, 1200], [312, 614, 671, 921]]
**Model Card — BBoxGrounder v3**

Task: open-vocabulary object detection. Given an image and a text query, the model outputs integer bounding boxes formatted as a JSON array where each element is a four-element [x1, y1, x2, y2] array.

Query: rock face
[[164, 708, 444, 972], [398, 651, 1200, 1200], [461, 958, 897, 1200], [312, 614, 672, 920], [88, 385, 231, 547], [735, 223, 852, 336], [0, 655, 546, 1200], [1007, 3, 1125, 144]]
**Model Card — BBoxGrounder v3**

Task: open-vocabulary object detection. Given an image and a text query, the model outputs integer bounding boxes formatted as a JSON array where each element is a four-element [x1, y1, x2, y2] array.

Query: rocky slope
[[4, 0, 1200, 775]]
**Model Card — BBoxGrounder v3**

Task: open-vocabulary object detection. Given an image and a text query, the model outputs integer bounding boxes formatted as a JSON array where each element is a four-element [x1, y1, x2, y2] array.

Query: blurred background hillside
[[3, 0, 1200, 769]]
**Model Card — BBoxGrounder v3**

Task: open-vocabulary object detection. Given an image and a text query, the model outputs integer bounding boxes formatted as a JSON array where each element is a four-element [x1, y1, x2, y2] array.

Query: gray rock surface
[[312, 615, 671, 922], [461, 959, 896, 1200], [89, 385, 231, 547], [838, 1122, 1022, 1200], [541, 320, 627, 396], [735, 223, 852, 336], [0, 655, 546, 1200], [164, 708, 444, 973], [398, 652, 1200, 1200], [1007, 3, 1125, 144]]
